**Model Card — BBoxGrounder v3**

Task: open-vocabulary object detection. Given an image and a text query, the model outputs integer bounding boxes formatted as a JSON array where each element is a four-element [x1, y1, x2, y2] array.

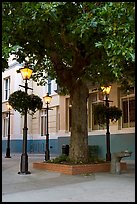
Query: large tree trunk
[[69, 79, 89, 163], [49, 49, 89, 163]]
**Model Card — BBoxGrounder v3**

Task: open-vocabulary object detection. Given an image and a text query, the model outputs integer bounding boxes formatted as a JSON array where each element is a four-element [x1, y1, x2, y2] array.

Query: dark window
[[122, 98, 135, 128]]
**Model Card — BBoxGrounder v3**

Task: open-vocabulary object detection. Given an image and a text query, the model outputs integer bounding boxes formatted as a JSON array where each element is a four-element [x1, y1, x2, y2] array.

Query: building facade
[[2, 59, 135, 161]]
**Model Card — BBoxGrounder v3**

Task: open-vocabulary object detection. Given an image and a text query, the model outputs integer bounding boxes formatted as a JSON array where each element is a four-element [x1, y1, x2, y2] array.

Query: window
[[120, 87, 135, 128], [88, 91, 105, 130], [3, 113, 9, 137], [4, 77, 10, 101], [122, 97, 135, 128], [40, 109, 47, 136]]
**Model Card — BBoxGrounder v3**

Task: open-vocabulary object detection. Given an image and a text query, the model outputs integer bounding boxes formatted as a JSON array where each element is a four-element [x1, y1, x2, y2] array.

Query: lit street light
[[5, 103, 12, 158], [18, 63, 33, 174], [101, 85, 112, 162], [43, 93, 52, 161]]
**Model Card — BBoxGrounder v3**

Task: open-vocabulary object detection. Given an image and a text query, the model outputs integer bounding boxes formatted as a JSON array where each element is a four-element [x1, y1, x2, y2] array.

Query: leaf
[[95, 42, 102, 48]]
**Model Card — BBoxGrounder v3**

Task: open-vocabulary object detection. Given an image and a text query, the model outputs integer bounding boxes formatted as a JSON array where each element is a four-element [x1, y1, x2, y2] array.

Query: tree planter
[[33, 162, 127, 175]]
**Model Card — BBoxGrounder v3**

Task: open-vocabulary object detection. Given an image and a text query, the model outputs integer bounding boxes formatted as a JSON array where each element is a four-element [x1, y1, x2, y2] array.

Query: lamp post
[[101, 85, 112, 162], [18, 63, 33, 174], [5, 103, 12, 158], [43, 93, 52, 161]]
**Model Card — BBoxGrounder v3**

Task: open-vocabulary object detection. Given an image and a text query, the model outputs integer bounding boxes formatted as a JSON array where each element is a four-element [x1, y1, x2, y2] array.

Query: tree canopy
[[2, 2, 135, 90]]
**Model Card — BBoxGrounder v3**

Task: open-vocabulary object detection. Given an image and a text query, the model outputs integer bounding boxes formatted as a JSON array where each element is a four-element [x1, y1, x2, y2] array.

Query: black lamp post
[[101, 85, 112, 162], [5, 103, 12, 158], [43, 93, 52, 161], [18, 64, 33, 174]]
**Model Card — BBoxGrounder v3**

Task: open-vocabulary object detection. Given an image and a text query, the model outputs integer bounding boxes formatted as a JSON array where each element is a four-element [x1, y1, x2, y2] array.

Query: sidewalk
[[2, 154, 135, 202]]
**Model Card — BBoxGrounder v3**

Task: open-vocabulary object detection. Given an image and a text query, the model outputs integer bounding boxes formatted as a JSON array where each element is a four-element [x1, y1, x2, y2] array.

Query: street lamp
[[18, 63, 33, 174], [43, 93, 52, 161], [101, 85, 112, 162], [5, 103, 12, 158]]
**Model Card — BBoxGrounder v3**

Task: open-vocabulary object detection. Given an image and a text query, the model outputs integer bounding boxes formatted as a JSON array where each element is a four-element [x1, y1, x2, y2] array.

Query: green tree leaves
[[2, 2, 135, 90]]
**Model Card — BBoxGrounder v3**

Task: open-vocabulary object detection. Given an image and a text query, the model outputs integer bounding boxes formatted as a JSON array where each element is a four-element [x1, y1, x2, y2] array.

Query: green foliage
[[2, 2, 135, 90], [109, 106, 122, 122], [2, 58, 8, 71], [88, 145, 99, 162], [28, 94, 43, 114], [71, 2, 135, 86], [8, 90, 29, 114], [93, 104, 122, 125], [8, 90, 43, 115], [48, 154, 70, 164], [49, 153, 105, 164]]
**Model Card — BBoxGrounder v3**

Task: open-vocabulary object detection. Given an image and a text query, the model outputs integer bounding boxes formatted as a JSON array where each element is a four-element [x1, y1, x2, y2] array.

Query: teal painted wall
[[2, 133, 135, 160], [2, 139, 58, 155], [88, 133, 135, 160], [58, 133, 135, 160]]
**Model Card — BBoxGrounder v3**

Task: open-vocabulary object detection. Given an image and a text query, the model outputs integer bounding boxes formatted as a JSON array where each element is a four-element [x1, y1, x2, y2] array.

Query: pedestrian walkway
[[2, 153, 135, 202]]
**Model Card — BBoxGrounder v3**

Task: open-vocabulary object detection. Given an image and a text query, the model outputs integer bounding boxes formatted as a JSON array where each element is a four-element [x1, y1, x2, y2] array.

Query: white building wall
[[2, 59, 23, 140]]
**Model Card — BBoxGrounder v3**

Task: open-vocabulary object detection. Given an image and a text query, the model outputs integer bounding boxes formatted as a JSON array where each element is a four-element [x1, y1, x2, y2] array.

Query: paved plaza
[[2, 153, 135, 202]]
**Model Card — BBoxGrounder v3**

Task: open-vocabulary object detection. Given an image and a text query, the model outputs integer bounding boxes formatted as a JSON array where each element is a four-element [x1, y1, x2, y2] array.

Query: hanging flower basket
[[93, 104, 122, 126], [8, 90, 43, 115]]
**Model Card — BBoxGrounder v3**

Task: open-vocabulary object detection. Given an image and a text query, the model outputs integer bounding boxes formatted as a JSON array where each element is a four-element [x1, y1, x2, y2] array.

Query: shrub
[[48, 154, 70, 164]]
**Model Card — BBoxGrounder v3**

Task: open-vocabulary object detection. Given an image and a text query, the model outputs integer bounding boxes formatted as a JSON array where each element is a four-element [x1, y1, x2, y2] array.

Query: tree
[[2, 2, 135, 163]]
